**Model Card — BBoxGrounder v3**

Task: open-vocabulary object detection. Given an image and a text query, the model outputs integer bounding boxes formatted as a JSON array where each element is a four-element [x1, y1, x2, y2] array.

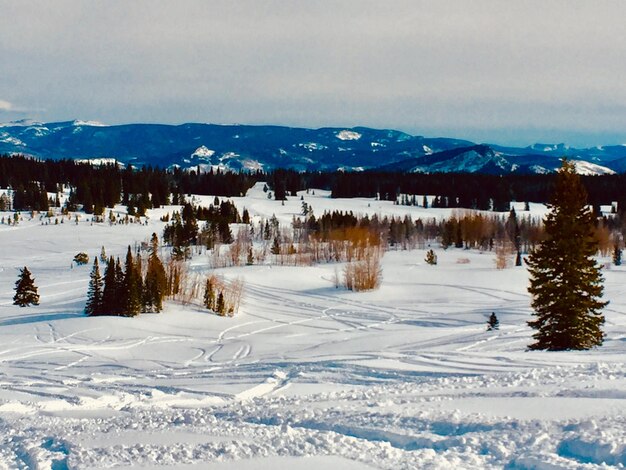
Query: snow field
[[0, 185, 624, 469]]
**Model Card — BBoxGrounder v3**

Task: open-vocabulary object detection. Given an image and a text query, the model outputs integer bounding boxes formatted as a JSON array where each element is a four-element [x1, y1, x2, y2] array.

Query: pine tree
[[216, 292, 225, 316], [99, 246, 107, 263], [612, 244, 622, 266], [102, 256, 118, 315], [527, 160, 607, 350], [144, 233, 167, 312], [115, 257, 124, 312], [122, 246, 142, 316], [487, 312, 499, 331], [271, 237, 281, 255], [13, 267, 40, 307], [85, 257, 104, 316]]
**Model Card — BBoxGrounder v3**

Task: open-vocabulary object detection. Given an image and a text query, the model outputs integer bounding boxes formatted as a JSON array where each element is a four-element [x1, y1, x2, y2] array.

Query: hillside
[[1, 120, 624, 174]]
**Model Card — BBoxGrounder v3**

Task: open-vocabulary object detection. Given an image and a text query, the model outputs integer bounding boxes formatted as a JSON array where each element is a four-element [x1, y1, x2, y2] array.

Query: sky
[[0, 0, 625, 147]]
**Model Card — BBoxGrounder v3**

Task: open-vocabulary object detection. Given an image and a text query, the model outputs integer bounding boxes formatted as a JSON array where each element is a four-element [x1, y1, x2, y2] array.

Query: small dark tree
[[13, 267, 40, 307], [85, 257, 104, 316], [487, 312, 499, 331], [144, 234, 167, 313], [102, 256, 118, 314], [527, 160, 607, 350], [425, 249, 437, 265], [216, 291, 225, 316], [122, 246, 142, 316], [612, 243, 622, 266], [271, 237, 281, 255]]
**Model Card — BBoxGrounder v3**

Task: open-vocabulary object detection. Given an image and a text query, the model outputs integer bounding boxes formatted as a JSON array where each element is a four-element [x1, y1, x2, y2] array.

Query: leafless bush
[[343, 248, 383, 291], [206, 274, 245, 316], [456, 257, 471, 264], [166, 258, 187, 299], [494, 241, 512, 269]]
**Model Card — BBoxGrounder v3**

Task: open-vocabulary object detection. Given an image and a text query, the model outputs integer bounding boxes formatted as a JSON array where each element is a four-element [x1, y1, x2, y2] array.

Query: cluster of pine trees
[[162, 200, 242, 255], [6, 153, 626, 216], [85, 234, 167, 316]]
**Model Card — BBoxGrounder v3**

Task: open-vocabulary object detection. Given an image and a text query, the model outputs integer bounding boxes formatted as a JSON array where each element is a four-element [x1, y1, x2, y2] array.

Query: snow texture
[[0, 184, 624, 469]]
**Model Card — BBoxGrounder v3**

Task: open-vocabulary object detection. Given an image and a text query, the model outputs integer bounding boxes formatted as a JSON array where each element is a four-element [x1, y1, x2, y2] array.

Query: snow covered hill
[[0, 187, 624, 468]]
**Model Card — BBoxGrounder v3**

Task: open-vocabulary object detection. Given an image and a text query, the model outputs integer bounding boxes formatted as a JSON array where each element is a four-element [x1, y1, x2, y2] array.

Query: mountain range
[[1, 119, 625, 175]]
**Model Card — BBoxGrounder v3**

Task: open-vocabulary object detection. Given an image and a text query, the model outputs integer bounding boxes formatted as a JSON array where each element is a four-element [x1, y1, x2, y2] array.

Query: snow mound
[[299, 142, 327, 151], [0, 133, 25, 146], [72, 120, 107, 127], [573, 160, 615, 175], [191, 146, 216, 160], [336, 130, 361, 141], [74, 158, 122, 167]]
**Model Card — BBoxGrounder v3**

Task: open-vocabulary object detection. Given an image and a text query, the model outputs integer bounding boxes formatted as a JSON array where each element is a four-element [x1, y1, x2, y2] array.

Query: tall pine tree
[[13, 267, 40, 307], [527, 160, 607, 350], [122, 246, 142, 316], [102, 256, 119, 315], [85, 257, 104, 316], [144, 233, 167, 312]]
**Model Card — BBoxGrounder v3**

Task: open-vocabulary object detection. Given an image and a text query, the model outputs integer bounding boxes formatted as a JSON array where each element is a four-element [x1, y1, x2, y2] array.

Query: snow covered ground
[[0, 185, 624, 469]]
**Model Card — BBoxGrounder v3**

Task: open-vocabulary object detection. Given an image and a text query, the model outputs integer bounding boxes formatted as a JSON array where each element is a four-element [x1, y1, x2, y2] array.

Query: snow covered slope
[[1, 120, 624, 174], [0, 189, 624, 469]]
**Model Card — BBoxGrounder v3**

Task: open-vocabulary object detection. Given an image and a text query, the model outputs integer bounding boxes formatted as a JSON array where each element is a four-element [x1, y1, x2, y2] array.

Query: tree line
[[5, 153, 626, 216], [0, 154, 260, 213]]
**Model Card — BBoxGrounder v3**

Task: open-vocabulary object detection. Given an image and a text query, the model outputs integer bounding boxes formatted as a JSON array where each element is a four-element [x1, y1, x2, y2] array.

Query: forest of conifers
[[2, 154, 626, 214]]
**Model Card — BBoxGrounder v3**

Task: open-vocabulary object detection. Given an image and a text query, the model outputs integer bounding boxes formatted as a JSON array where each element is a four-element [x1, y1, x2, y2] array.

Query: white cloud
[[0, 1, 624, 146], [0, 100, 12, 111]]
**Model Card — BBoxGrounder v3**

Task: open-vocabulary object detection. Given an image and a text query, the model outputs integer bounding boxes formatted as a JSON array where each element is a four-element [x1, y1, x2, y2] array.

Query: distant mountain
[[0, 120, 624, 175], [376, 144, 616, 175]]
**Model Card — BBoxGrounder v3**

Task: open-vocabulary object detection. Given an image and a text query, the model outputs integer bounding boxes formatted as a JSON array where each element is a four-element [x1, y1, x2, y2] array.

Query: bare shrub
[[205, 274, 245, 316], [343, 248, 382, 291], [166, 258, 188, 299], [456, 257, 471, 264], [494, 241, 512, 269]]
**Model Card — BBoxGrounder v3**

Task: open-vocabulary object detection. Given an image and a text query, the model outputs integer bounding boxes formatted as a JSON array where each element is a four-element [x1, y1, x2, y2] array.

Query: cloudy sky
[[1, 0, 624, 146]]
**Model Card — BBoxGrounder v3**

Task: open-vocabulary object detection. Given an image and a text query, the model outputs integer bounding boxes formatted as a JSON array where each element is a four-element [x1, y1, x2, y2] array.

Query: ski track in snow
[[0, 187, 625, 469]]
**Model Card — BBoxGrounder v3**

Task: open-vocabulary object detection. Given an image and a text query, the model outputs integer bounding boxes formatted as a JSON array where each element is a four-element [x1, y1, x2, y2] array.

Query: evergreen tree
[[271, 237, 281, 255], [13, 267, 40, 307], [85, 257, 104, 316], [612, 244, 622, 266], [216, 291, 225, 316], [487, 312, 499, 331], [115, 257, 124, 312], [122, 246, 142, 316], [144, 233, 167, 312], [102, 256, 119, 315], [218, 219, 233, 244], [527, 160, 607, 350]]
